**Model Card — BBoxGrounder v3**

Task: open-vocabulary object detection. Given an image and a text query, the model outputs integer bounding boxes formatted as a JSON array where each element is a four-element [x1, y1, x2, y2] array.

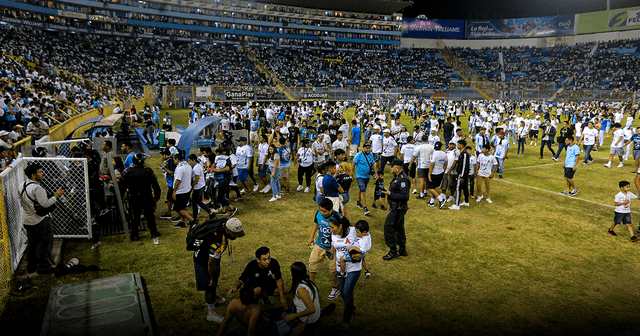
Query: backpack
[[186, 218, 226, 251]]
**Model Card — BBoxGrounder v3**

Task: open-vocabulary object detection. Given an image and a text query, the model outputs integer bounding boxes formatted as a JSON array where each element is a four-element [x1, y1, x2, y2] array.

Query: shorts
[[350, 144, 359, 157], [564, 167, 575, 179], [610, 147, 624, 156], [250, 131, 259, 143], [308, 244, 336, 275], [194, 261, 212, 292], [173, 192, 191, 211], [614, 211, 632, 225], [403, 163, 416, 179], [238, 168, 249, 182], [166, 186, 174, 202], [428, 173, 444, 189], [634, 149, 640, 160], [326, 196, 343, 213], [529, 130, 538, 138], [374, 193, 386, 200], [356, 178, 370, 193], [258, 164, 267, 178], [372, 153, 381, 162], [280, 166, 290, 178], [340, 192, 350, 205], [417, 168, 429, 179]]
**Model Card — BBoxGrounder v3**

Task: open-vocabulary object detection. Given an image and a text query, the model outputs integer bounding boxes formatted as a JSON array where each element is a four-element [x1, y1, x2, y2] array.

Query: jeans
[[555, 142, 567, 159], [540, 140, 555, 158], [511, 130, 517, 144], [191, 186, 211, 218], [517, 138, 526, 154], [583, 145, 594, 163], [338, 270, 361, 324], [217, 175, 231, 208], [496, 157, 505, 175], [24, 217, 54, 273], [270, 167, 281, 197]]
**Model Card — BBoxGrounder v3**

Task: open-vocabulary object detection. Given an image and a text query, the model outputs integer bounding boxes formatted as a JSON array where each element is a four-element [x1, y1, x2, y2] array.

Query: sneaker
[[171, 216, 181, 223], [499, 174, 503, 179], [561, 190, 570, 194], [476, 195, 484, 202], [174, 222, 186, 229], [415, 195, 425, 200], [276, 194, 282, 199], [412, 189, 417, 194], [372, 204, 377, 209], [604, 163, 611, 168], [153, 237, 159, 245], [632, 236, 639, 242], [188, 220, 198, 229], [448, 205, 460, 210], [582, 162, 587, 165], [234, 197, 242, 202], [304, 187, 310, 193], [269, 197, 278, 202], [355, 201, 363, 209], [380, 205, 387, 210], [552, 157, 558, 162], [485, 198, 493, 204], [570, 189, 579, 196], [607, 229, 617, 236], [215, 295, 226, 306], [160, 213, 172, 219], [327, 287, 341, 300], [363, 207, 371, 216], [460, 202, 470, 207], [438, 198, 448, 210], [206, 311, 224, 323], [447, 196, 455, 202], [229, 207, 238, 217], [296, 185, 304, 191], [588, 159, 594, 163], [364, 270, 371, 279], [253, 184, 259, 192], [426, 202, 435, 207], [618, 162, 624, 168]]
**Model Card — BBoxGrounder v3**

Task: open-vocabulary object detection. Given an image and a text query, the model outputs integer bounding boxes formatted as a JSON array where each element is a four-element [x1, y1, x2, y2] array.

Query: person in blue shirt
[[121, 141, 135, 169], [277, 138, 291, 193], [307, 198, 342, 299], [561, 137, 580, 196], [352, 143, 376, 216], [348, 120, 361, 158], [249, 115, 260, 146]]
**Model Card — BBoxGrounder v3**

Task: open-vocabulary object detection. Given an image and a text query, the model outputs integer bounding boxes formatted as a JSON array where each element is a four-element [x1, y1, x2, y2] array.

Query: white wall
[[402, 29, 640, 49]]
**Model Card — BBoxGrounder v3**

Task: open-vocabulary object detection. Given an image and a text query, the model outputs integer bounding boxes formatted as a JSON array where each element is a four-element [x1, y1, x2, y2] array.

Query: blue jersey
[[277, 146, 291, 168], [250, 119, 260, 132], [631, 134, 640, 150], [350, 126, 361, 146], [314, 210, 341, 250], [564, 144, 580, 168]]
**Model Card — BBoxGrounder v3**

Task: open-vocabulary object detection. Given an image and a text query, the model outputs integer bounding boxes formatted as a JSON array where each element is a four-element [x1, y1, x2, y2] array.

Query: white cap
[[0, 131, 9, 137], [225, 218, 245, 237], [383, 129, 391, 133], [373, 125, 380, 130]]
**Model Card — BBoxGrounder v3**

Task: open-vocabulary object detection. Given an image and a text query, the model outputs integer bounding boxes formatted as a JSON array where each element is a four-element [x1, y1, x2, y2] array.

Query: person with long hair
[[266, 143, 282, 202], [282, 262, 321, 336], [329, 216, 362, 331]]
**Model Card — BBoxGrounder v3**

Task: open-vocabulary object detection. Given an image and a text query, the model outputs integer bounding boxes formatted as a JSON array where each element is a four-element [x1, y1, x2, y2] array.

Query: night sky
[[402, 0, 640, 20]]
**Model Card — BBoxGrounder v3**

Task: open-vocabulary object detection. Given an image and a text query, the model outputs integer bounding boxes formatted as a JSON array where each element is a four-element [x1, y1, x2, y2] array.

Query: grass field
[[3, 106, 640, 336]]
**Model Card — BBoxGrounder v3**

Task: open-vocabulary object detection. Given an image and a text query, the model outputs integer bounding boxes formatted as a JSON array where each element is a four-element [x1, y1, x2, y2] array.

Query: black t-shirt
[[239, 258, 282, 286], [193, 228, 226, 266], [288, 126, 300, 143], [443, 122, 454, 139], [336, 173, 353, 192], [328, 125, 340, 142]]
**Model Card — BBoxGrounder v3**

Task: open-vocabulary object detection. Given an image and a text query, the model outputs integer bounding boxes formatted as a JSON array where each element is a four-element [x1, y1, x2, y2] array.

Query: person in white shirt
[[257, 135, 271, 193], [369, 126, 383, 162], [235, 137, 255, 195], [492, 131, 510, 178], [604, 123, 625, 168], [173, 153, 196, 227], [295, 139, 315, 192], [427, 142, 448, 208], [578, 121, 598, 164], [475, 144, 498, 204], [332, 132, 348, 159], [608, 180, 639, 242], [399, 136, 417, 194], [379, 129, 397, 172], [188, 154, 214, 220], [529, 116, 540, 146], [410, 135, 434, 199]]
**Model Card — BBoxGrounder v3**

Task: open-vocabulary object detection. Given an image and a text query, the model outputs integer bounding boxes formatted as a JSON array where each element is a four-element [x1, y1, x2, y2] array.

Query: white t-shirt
[[412, 143, 435, 169], [235, 145, 254, 170], [312, 140, 326, 163], [332, 139, 347, 152], [611, 129, 625, 148], [615, 191, 637, 213], [477, 154, 498, 177], [400, 143, 415, 164], [430, 150, 448, 175], [469, 155, 477, 175], [582, 127, 598, 146], [381, 136, 397, 157], [258, 143, 269, 165], [369, 133, 383, 154], [494, 138, 510, 159], [332, 226, 360, 273], [174, 161, 193, 194], [192, 163, 206, 190], [297, 147, 314, 167]]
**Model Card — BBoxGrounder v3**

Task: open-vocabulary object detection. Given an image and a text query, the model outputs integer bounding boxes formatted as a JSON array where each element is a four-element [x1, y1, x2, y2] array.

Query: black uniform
[[384, 170, 411, 252], [121, 163, 161, 240], [455, 149, 471, 206]]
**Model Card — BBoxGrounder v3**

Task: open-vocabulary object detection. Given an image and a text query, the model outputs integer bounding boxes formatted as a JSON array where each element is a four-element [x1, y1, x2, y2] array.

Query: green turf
[[2, 105, 640, 336]]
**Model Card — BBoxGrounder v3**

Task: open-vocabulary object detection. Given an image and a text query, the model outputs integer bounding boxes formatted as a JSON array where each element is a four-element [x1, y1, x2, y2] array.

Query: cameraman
[[20, 163, 64, 274]]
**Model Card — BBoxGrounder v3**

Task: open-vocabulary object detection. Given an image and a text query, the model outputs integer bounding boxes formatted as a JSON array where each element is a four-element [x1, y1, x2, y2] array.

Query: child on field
[[608, 180, 640, 242], [339, 220, 372, 278], [372, 170, 387, 210]]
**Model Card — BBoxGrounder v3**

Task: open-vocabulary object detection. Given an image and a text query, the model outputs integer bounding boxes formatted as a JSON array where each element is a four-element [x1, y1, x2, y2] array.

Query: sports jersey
[[400, 143, 415, 164], [297, 147, 314, 167], [258, 142, 269, 165], [235, 145, 254, 170], [369, 133, 383, 154], [250, 119, 260, 132], [314, 210, 341, 250], [332, 227, 360, 273], [564, 144, 580, 168], [412, 142, 435, 169], [430, 150, 448, 175], [477, 153, 498, 177], [381, 136, 397, 157], [277, 145, 291, 168], [582, 127, 598, 146], [428, 134, 440, 147], [631, 134, 640, 150], [469, 155, 477, 175], [494, 138, 510, 159]]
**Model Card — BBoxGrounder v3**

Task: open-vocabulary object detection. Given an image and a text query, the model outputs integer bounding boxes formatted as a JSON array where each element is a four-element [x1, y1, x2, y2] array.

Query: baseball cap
[[373, 125, 380, 130], [0, 131, 9, 137], [383, 129, 390, 133], [363, 142, 372, 147], [226, 218, 245, 237], [392, 159, 404, 167]]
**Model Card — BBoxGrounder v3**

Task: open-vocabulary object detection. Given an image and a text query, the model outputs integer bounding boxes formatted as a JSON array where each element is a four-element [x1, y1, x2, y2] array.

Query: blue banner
[[466, 15, 575, 39], [401, 18, 464, 39]]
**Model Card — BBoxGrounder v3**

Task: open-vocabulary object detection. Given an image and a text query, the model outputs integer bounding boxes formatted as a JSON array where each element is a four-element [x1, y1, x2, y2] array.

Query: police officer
[[382, 158, 411, 260], [120, 153, 162, 243]]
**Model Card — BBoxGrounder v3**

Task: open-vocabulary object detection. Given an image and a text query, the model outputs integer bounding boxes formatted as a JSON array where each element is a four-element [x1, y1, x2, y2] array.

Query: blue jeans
[[269, 167, 281, 197], [583, 145, 594, 163], [217, 175, 231, 208], [191, 186, 211, 218], [555, 143, 567, 159], [338, 270, 361, 324], [496, 157, 505, 175], [517, 138, 526, 154]]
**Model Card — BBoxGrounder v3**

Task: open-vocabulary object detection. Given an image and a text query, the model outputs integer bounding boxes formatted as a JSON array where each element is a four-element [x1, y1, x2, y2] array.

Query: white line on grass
[[497, 179, 640, 214], [508, 158, 608, 170]]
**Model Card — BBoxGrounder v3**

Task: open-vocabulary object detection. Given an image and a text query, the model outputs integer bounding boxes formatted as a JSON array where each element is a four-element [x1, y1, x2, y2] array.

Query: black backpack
[[186, 218, 226, 251]]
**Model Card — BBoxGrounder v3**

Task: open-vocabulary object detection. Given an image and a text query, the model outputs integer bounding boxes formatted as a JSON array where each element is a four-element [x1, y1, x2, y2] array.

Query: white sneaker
[[460, 202, 470, 207], [476, 195, 484, 202], [412, 189, 417, 194], [618, 162, 624, 168], [253, 184, 259, 192], [448, 205, 460, 210], [447, 196, 455, 202], [604, 162, 611, 168], [276, 194, 282, 199], [530, 141, 533, 146], [269, 197, 278, 202], [296, 185, 304, 191], [485, 198, 493, 204], [153, 237, 159, 245], [260, 186, 269, 193], [215, 295, 226, 305], [304, 187, 310, 193], [239, 189, 245, 194], [207, 311, 224, 323]]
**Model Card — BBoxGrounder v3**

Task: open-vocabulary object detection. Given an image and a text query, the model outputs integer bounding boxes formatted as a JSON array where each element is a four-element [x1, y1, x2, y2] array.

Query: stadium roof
[[257, 0, 413, 15]]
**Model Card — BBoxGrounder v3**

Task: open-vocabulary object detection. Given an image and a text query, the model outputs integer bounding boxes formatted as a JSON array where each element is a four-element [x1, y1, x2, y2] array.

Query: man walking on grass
[[562, 137, 580, 196]]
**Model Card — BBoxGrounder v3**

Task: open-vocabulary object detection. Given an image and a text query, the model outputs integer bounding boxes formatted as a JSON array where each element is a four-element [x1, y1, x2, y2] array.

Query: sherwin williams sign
[[466, 15, 575, 39], [577, 6, 640, 34], [401, 18, 464, 39]]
